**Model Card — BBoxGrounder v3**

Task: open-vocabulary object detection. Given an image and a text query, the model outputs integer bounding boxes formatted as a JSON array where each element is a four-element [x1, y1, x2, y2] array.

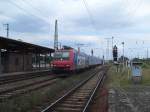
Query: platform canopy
[[0, 36, 55, 53]]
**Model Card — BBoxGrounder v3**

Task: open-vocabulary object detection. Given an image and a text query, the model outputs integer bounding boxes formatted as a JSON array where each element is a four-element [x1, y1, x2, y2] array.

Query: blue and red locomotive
[[51, 46, 102, 72]]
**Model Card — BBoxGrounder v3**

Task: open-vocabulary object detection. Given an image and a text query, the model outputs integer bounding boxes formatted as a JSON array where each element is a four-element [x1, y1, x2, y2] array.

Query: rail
[[82, 71, 106, 112], [41, 67, 107, 112]]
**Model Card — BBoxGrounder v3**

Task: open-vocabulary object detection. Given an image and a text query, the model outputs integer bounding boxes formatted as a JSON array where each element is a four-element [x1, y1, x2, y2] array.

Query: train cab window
[[62, 52, 69, 59], [54, 51, 69, 60]]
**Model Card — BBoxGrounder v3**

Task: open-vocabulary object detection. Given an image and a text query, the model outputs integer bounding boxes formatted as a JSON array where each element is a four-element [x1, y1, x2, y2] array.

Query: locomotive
[[51, 46, 102, 73]]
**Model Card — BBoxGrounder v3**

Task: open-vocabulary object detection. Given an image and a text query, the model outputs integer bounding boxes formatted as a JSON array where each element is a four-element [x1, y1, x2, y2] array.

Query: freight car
[[51, 47, 102, 73]]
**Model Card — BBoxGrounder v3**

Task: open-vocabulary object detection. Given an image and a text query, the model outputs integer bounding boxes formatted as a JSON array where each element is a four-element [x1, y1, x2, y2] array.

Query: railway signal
[[113, 45, 118, 62], [91, 49, 93, 56]]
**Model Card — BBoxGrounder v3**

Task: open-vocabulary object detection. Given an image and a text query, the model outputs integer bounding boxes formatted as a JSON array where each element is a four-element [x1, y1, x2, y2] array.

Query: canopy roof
[[0, 36, 55, 53]]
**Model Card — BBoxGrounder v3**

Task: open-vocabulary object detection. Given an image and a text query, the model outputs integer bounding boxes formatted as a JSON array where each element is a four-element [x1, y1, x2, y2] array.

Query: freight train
[[51, 46, 102, 73]]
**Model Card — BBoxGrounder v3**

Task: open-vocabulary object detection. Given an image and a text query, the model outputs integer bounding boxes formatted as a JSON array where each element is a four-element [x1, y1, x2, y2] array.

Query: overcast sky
[[0, 0, 150, 59]]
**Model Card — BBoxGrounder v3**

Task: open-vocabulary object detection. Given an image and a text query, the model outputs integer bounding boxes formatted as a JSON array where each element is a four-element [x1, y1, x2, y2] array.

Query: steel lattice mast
[[54, 20, 58, 50]]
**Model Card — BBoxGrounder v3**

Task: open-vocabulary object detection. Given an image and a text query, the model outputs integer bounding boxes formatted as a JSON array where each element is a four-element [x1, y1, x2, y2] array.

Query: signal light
[[113, 45, 118, 62]]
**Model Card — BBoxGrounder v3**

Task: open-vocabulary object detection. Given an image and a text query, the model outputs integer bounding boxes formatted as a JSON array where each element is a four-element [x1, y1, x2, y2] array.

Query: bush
[[141, 63, 149, 68]]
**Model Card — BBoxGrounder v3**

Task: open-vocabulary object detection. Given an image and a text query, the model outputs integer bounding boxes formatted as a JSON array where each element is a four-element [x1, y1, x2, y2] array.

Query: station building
[[0, 36, 54, 74]]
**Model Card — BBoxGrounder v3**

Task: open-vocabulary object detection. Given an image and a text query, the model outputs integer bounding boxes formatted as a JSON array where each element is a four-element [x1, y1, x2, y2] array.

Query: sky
[[0, 0, 150, 59]]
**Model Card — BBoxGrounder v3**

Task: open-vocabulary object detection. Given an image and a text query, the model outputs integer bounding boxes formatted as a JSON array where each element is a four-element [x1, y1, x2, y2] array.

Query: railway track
[[41, 67, 108, 112], [0, 70, 51, 85], [0, 76, 58, 101]]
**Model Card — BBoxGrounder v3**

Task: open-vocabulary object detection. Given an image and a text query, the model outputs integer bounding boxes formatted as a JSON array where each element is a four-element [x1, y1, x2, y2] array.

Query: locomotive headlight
[[66, 65, 70, 67]]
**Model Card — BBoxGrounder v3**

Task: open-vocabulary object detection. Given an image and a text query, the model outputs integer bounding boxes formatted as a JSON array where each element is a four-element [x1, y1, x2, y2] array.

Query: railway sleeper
[[74, 91, 91, 94], [76, 89, 93, 93], [58, 103, 84, 108], [71, 94, 90, 97], [69, 95, 89, 99], [63, 100, 85, 104], [80, 85, 97, 89], [65, 98, 87, 102], [55, 107, 82, 112], [79, 87, 96, 90], [65, 98, 88, 102]]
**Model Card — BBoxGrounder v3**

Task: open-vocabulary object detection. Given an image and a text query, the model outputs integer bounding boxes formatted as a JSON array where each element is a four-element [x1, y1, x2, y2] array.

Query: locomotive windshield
[[54, 51, 70, 60]]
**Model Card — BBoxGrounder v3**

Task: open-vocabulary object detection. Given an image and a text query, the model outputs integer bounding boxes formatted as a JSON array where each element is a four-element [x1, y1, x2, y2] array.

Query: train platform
[[0, 69, 51, 78], [0, 36, 54, 74]]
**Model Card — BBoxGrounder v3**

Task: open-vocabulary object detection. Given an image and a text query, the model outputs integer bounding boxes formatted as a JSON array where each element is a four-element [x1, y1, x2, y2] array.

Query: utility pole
[[54, 20, 58, 50], [3, 23, 9, 38], [104, 38, 109, 60], [112, 36, 114, 50], [122, 42, 125, 68], [112, 36, 114, 60], [147, 48, 148, 60], [107, 39, 109, 60], [105, 38, 112, 61]]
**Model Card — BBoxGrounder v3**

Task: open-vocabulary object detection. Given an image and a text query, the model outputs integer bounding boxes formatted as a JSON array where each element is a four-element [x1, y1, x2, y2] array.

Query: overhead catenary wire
[[21, 0, 45, 17], [124, 0, 143, 22], [82, 0, 97, 31], [8, 0, 49, 24]]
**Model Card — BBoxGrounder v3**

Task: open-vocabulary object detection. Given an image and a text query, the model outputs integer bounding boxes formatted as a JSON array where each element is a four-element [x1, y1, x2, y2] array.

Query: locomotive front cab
[[51, 50, 74, 71]]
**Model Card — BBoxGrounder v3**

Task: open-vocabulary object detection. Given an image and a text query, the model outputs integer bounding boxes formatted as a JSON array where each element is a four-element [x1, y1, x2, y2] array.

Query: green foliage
[[141, 63, 149, 68], [107, 65, 150, 88], [107, 66, 132, 88], [141, 68, 150, 85]]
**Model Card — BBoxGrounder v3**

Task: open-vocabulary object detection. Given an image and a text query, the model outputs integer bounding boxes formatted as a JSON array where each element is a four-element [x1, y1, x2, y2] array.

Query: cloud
[[9, 15, 49, 33], [0, 15, 14, 23], [0, 0, 150, 58]]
